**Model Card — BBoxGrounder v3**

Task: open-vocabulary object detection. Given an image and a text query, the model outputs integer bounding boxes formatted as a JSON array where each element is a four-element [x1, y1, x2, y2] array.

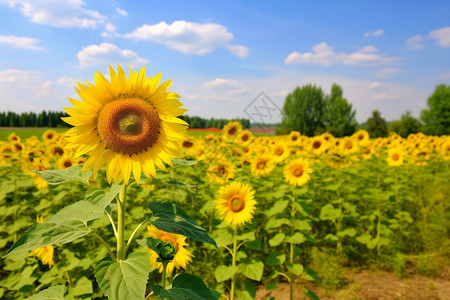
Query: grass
[[0, 127, 221, 141]]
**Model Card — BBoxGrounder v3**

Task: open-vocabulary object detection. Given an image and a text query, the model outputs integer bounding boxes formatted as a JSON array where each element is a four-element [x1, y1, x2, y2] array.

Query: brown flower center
[[256, 161, 266, 169], [292, 166, 303, 177], [275, 147, 284, 156], [182, 141, 194, 148], [312, 141, 321, 149], [63, 160, 73, 168], [228, 196, 245, 212], [392, 153, 400, 161], [228, 126, 237, 135], [97, 98, 160, 156]]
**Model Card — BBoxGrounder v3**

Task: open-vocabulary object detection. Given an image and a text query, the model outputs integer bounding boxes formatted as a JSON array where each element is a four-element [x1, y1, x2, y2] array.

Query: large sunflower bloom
[[147, 225, 193, 273], [215, 181, 256, 226], [284, 158, 313, 187], [250, 155, 276, 177], [63, 65, 188, 184], [387, 147, 404, 167]]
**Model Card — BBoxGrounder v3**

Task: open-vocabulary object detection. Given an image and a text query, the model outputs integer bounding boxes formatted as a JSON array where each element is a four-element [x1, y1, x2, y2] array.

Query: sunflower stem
[[117, 183, 127, 260], [162, 261, 168, 289], [230, 227, 237, 300], [93, 232, 116, 262]]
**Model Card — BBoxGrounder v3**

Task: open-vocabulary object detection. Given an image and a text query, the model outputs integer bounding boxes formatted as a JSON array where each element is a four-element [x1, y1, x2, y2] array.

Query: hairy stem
[[117, 183, 127, 260]]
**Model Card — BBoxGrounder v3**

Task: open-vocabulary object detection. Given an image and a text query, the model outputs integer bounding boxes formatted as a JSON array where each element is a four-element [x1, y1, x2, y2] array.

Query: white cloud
[[225, 44, 249, 58], [285, 42, 398, 66], [363, 29, 384, 37], [0, 69, 62, 111], [429, 27, 450, 47], [57, 76, 77, 89], [115, 7, 127, 16], [372, 93, 397, 100], [406, 35, 425, 50], [124, 20, 247, 57], [441, 71, 450, 79], [204, 78, 244, 89], [375, 68, 401, 78], [1, 0, 106, 28], [76, 43, 149, 68], [0, 34, 42, 50], [368, 82, 385, 89], [101, 22, 118, 38]]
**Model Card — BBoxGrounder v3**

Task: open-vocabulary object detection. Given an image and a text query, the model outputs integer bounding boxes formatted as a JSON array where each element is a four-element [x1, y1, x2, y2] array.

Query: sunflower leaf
[[3, 200, 104, 256], [33, 165, 92, 186], [26, 285, 66, 300], [167, 158, 199, 170], [152, 273, 217, 300], [147, 202, 217, 247], [95, 252, 151, 300]]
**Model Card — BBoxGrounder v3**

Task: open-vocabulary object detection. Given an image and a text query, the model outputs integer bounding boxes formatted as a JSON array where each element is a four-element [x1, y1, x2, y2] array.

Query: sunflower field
[[0, 66, 449, 300]]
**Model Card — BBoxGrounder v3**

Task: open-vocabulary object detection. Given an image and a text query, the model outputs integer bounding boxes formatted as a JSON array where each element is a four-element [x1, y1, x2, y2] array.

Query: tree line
[[178, 115, 251, 129], [279, 83, 450, 137], [0, 111, 70, 128]]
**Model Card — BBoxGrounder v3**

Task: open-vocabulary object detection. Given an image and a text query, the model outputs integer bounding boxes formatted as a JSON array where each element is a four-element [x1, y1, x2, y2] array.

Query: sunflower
[[441, 140, 450, 160], [352, 129, 370, 146], [284, 158, 313, 187], [62, 65, 188, 184], [215, 181, 256, 226], [238, 129, 253, 145], [30, 216, 55, 268], [206, 159, 235, 184], [146, 225, 193, 273], [310, 136, 327, 155], [223, 121, 242, 141], [42, 130, 58, 143], [386, 147, 404, 167], [57, 154, 78, 169], [250, 155, 276, 177], [271, 143, 290, 163], [8, 132, 20, 143], [341, 137, 359, 155], [288, 131, 301, 144]]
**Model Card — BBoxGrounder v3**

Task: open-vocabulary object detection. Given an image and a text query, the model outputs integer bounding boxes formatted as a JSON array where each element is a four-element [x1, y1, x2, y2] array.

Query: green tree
[[323, 83, 357, 137], [366, 110, 388, 137], [389, 111, 422, 137], [421, 84, 450, 135], [281, 84, 326, 136]]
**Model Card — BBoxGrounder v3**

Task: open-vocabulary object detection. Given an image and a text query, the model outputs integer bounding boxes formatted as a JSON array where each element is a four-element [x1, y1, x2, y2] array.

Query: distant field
[[0, 127, 221, 141]]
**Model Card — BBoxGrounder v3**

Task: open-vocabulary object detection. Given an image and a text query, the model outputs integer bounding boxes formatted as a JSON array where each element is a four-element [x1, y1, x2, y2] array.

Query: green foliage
[[281, 84, 326, 136], [94, 252, 151, 300], [0, 111, 70, 128], [366, 110, 388, 137], [421, 84, 450, 135], [152, 274, 217, 300], [323, 84, 357, 137], [178, 115, 250, 129], [389, 111, 422, 137], [26, 285, 66, 300]]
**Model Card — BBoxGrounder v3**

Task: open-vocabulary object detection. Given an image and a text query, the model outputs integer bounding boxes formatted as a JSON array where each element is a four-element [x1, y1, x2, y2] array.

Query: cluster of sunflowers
[[180, 121, 450, 181], [0, 130, 84, 190]]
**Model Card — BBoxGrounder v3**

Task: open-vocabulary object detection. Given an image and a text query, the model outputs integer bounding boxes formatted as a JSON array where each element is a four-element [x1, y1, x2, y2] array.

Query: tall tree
[[366, 110, 388, 138], [421, 84, 450, 135], [281, 84, 326, 136], [323, 83, 357, 137], [389, 110, 422, 137]]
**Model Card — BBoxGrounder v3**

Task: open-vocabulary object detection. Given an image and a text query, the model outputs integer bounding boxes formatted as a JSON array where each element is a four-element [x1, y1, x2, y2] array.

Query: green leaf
[[288, 263, 303, 276], [303, 286, 319, 300], [85, 182, 122, 210], [139, 178, 196, 188], [27, 285, 66, 300], [319, 204, 342, 221], [266, 252, 286, 266], [269, 233, 285, 247], [33, 164, 92, 186], [215, 265, 238, 282], [264, 200, 289, 217], [324, 233, 339, 242], [235, 282, 256, 300], [213, 229, 233, 248], [4, 200, 104, 256], [356, 234, 372, 245], [147, 202, 217, 247], [238, 260, 264, 281], [337, 228, 357, 238], [152, 273, 217, 300], [293, 220, 312, 232], [167, 158, 199, 170], [302, 268, 318, 281], [94, 252, 151, 300], [286, 232, 305, 244], [237, 231, 255, 242], [73, 276, 93, 297], [265, 218, 291, 229]]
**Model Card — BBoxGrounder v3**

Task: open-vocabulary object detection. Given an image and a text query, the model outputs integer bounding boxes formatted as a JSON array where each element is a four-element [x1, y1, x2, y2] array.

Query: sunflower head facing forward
[[63, 65, 188, 184], [215, 181, 256, 227]]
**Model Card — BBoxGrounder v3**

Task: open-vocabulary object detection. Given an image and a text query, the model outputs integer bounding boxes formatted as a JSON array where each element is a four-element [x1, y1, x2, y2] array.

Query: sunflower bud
[[156, 240, 177, 262]]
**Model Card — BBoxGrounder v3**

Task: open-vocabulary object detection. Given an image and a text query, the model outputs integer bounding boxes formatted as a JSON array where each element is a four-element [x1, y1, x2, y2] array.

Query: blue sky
[[0, 0, 449, 123]]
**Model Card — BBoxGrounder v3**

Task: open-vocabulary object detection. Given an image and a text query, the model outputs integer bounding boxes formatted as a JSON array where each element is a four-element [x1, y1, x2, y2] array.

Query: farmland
[[0, 125, 449, 299]]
